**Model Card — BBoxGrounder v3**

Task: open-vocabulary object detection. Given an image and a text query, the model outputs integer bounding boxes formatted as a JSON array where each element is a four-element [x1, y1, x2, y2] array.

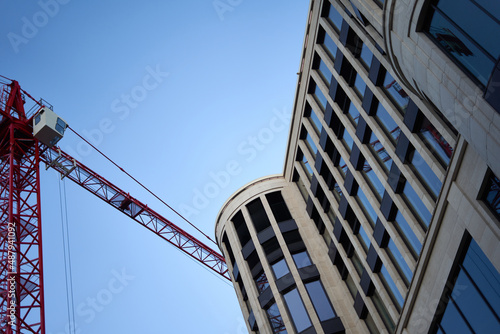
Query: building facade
[[215, 1, 500, 333]]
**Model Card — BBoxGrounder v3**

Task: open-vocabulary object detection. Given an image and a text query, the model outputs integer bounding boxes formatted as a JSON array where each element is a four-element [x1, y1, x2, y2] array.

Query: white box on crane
[[33, 107, 68, 147]]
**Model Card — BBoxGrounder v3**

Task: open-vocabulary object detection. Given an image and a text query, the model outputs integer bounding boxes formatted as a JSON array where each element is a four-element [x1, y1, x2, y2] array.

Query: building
[[215, 1, 500, 333]]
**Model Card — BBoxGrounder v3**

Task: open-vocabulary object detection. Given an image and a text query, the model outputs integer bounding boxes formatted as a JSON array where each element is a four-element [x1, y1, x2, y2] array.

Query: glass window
[[283, 288, 312, 332], [394, 211, 422, 257], [318, 58, 333, 85], [338, 156, 348, 177], [432, 238, 500, 333], [293, 251, 312, 269], [410, 149, 442, 199], [266, 191, 292, 223], [363, 159, 385, 200], [483, 171, 500, 218], [321, 30, 338, 60], [375, 102, 401, 143], [305, 281, 336, 321], [387, 239, 413, 284], [309, 108, 322, 134], [368, 131, 393, 173], [426, 0, 500, 88], [247, 198, 272, 233], [272, 258, 290, 279], [402, 181, 432, 228], [266, 303, 287, 334], [351, 252, 364, 276], [301, 154, 313, 180], [305, 133, 318, 159], [346, 100, 360, 125], [342, 128, 354, 153], [326, 3, 343, 32], [232, 211, 251, 246], [418, 117, 453, 167], [353, 73, 367, 99], [360, 43, 373, 69], [358, 223, 371, 251], [56, 118, 67, 134], [255, 271, 269, 293], [382, 71, 410, 113], [314, 84, 328, 110], [380, 264, 404, 310], [357, 187, 378, 226], [372, 290, 396, 332]]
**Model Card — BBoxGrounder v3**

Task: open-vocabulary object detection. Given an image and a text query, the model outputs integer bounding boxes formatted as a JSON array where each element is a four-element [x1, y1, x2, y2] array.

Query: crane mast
[[0, 79, 229, 334], [0, 80, 45, 333]]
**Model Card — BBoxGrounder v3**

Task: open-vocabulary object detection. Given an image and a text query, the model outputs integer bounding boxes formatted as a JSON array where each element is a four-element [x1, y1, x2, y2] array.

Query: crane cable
[[58, 176, 77, 334], [66, 126, 217, 246]]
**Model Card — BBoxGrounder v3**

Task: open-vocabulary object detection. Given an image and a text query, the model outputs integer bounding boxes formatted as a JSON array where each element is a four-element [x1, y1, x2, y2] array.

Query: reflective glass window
[[318, 58, 333, 85], [402, 181, 432, 228], [301, 154, 313, 180], [342, 128, 354, 153], [418, 117, 453, 167], [272, 258, 290, 279], [353, 73, 367, 99], [256, 271, 269, 293], [293, 251, 312, 269], [380, 264, 404, 310], [338, 156, 348, 177], [387, 239, 413, 284], [247, 198, 272, 233], [360, 43, 373, 69], [382, 71, 410, 113], [410, 149, 442, 199], [394, 211, 422, 257], [368, 131, 392, 173], [314, 84, 328, 110], [266, 303, 287, 334], [56, 118, 66, 134], [357, 187, 377, 226], [309, 108, 322, 134], [306, 133, 318, 158], [266, 191, 292, 223], [346, 100, 360, 125], [433, 238, 500, 333], [375, 102, 401, 143], [283, 288, 312, 332], [321, 31, 338, 60], [326, 3, 343, 32], [483, 171, 500, 218], [426, 0, 500, 88], [358, 223, 371, 251], [305, 281, 336, 321], [363, 159, 385, 200]]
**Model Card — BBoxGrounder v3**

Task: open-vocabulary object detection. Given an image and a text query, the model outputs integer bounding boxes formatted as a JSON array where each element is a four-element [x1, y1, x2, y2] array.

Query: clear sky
[[1, 1, 309, 333]]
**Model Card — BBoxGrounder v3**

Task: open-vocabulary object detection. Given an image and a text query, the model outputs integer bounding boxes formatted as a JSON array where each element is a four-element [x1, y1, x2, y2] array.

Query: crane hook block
[[33, 107, 68, 147]]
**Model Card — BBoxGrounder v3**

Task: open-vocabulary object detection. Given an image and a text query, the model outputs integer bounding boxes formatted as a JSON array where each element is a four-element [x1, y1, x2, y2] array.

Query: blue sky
[[1, 1, 309, 333]]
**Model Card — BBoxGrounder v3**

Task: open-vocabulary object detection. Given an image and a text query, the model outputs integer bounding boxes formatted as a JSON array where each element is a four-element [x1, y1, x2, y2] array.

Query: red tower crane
[[0, 79, 229, 334]]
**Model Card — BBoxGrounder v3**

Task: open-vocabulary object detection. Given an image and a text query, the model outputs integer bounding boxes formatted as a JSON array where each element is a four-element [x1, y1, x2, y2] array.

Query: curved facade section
[[385, 0, 500, 177], [216, 176, 360, 333], [215, 1, 500, 333]]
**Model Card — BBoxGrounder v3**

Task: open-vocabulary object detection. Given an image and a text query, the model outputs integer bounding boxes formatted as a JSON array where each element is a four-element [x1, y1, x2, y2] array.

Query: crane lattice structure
[[0, 79, 229, 334]]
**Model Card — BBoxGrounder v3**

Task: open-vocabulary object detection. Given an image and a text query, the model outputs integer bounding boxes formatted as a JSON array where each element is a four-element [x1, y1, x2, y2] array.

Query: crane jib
[[40, 146, 231, 281]]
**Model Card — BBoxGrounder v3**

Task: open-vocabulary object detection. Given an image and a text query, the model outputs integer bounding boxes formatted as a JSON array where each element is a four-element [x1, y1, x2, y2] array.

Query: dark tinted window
[[247, 198, 271, 233]]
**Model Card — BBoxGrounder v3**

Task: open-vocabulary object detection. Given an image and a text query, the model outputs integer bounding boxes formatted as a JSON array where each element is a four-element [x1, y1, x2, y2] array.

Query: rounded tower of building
[[216, 175, 365, 334]]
